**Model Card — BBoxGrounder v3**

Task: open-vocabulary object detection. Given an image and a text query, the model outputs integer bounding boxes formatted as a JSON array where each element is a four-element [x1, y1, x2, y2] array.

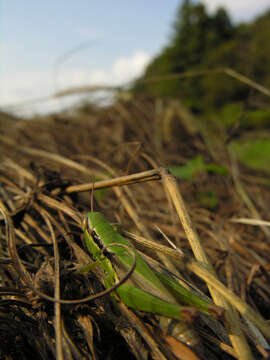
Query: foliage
[[248, 10, 270, 88], [198, 190, 219, 209], [133, 1, 270, 113], [216, 104, 270, 130], [218, 102, 243, 128], [230, 139, 270, 173], [169, 155, 228, 181], [242, 110, 270, 129]]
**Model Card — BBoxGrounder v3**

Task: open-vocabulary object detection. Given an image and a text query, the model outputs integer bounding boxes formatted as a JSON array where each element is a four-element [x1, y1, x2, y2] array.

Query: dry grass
[[0, 97, 270, 359]]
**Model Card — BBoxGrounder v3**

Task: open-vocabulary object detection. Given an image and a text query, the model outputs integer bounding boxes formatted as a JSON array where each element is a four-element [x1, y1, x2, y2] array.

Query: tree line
[[133, 0, 270, 115]]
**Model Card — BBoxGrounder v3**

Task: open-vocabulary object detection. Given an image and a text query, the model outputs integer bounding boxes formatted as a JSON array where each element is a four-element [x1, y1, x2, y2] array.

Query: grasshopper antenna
[[90, 176, 94, 212]]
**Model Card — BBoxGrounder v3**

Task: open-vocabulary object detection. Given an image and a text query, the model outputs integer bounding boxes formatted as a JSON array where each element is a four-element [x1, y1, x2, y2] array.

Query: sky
[[1, 0, 270, 115]]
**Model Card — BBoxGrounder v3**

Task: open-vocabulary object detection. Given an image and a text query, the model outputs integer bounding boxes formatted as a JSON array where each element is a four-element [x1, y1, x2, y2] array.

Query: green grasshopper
[[82, 212, 222, 346]]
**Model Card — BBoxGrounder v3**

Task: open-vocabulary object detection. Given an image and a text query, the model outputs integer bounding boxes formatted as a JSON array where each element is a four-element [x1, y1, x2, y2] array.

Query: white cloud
[[0, 50, 152, 116], [112, 51, 152, 83], [56, 51, 151, 88], [201, 0, 270, 21]]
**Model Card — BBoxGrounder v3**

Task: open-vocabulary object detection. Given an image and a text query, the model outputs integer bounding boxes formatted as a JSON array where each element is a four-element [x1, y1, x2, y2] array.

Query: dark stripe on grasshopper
[[91, 229, 116, 263], [91, 229, 105, 250]]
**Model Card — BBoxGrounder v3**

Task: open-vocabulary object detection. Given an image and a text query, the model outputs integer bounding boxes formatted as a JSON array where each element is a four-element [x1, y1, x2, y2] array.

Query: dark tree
[[133, 1, 270, 112]]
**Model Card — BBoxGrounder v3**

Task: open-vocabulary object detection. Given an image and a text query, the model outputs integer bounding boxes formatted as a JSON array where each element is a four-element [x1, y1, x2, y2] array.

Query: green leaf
[[169, 156, 204, 180], [169, 156, 228, 181], [219, 102, 243, 128], [198, 191, 219, 209], [205, 164, 229, 175], [229, 139, 270, 173]]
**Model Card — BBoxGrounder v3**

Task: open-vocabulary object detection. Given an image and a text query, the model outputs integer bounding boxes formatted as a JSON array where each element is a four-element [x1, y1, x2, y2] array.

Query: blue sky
[[1, 0, 270, 115]]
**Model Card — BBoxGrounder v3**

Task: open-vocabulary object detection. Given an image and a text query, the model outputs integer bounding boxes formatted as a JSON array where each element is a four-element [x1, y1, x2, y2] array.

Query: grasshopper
[[81, 212, 222, 348]]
